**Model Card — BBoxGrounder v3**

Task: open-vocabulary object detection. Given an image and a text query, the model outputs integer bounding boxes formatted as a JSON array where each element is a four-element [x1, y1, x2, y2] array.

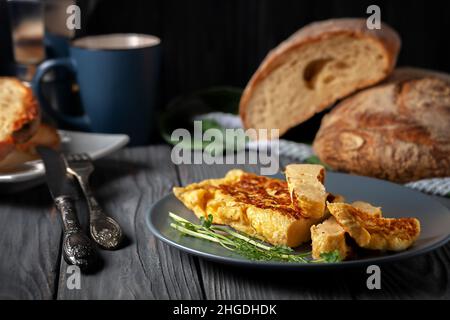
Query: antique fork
[[66, 153, 123, 250]]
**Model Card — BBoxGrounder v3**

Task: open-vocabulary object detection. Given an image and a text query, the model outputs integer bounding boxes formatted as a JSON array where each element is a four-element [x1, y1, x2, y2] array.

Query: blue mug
[[45, 32, 71, 59], [33, 34, 161, 145], [43, 32, 79, 117]]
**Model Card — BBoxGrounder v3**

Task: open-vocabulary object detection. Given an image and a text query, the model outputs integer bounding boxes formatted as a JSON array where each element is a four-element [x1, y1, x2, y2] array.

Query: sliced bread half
[[240, 18, 400, 138]]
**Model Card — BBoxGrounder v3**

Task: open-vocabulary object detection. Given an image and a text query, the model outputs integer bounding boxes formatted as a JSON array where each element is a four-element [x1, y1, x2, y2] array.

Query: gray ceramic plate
[[0, 130, 129, 193], [148, 172, 450, 269]]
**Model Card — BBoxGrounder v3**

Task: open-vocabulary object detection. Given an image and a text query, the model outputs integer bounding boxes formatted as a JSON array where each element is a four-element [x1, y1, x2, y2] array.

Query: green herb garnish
[[169, 212, 341, 263], [317, 251, 342, 263], [199, 214, 213, 228]]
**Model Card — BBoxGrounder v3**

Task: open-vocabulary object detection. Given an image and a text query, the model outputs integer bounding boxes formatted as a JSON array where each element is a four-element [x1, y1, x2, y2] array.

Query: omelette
[[285, 164, 327, 219], [173, 165, 421, 256], [173, 169, 326, 247], [327, 202, 421, 251]]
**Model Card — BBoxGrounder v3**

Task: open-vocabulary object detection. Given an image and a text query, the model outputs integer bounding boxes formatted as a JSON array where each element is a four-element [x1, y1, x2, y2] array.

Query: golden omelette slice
[[311, 201, 382, 260], [285, 164, 327, 219], [173, 169, 327, 247], [327, 202, 420, 251]]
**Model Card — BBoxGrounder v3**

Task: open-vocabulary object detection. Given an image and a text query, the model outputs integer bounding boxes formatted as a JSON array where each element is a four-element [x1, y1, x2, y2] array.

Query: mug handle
[[32, 58, 90, 130]]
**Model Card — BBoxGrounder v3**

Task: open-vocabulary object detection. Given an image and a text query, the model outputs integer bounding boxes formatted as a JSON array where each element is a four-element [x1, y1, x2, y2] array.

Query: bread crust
[[313, 68, 450, 183], [0, 78, 40, 161], [239, 18, 401, 135]]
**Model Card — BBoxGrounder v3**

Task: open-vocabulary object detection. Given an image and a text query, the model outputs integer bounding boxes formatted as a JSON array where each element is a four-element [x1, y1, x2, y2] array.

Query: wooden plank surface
[[56, 146, 204, 299], [0, 186, 62, 299]]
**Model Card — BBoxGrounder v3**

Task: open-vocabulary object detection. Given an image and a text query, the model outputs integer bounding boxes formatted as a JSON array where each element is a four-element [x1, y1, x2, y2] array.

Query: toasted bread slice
[[285, 164, 327, 218], [174, 169, 325, 247], [327, 202, 420, 251], [311, 199, 382, 260], [0, 124, 60, 171], [0, 77, 40, 161]]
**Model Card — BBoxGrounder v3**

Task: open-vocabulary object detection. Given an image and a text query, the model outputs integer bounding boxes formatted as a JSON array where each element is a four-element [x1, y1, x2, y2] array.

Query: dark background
[[76, 0, 450, 106]]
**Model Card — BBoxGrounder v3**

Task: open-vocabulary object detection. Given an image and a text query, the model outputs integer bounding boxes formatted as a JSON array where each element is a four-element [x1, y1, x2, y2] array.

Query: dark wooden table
[[1, 145, 450, 300]]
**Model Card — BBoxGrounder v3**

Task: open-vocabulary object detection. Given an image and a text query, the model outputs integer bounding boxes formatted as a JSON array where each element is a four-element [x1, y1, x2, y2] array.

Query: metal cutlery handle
[[77, 179, 123, 250], [81, 184, 104, 221], [55, 195, 97, 270]]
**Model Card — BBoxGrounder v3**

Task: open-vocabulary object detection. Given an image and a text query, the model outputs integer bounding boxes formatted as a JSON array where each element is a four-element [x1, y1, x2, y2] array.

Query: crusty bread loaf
[[240, 18, 400, 138], [313, 68, 450, 183], [0, 123, 60, 171], [0, 77, 40, 161]]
